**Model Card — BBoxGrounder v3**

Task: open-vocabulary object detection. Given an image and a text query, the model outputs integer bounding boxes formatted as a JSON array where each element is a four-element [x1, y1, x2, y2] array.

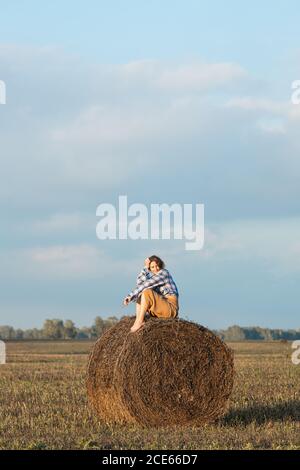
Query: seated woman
[[123, 255, 179, 333]]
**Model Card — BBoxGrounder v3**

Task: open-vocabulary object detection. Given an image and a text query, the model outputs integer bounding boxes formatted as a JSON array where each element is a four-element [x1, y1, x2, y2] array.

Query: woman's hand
[[123, 296, 131, 306], [144, 257, 150, 269]]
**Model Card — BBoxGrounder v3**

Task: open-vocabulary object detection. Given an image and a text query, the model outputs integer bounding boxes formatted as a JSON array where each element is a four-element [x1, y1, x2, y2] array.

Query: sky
[[0, 1, 300, 329]]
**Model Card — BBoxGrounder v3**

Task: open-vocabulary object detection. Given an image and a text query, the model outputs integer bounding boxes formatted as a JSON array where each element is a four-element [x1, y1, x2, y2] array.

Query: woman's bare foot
[[130, 321, 145, 333]]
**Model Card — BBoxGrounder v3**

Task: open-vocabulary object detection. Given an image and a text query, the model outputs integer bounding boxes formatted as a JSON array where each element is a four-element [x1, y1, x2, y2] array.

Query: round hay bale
[[86, 316, 234, 426]]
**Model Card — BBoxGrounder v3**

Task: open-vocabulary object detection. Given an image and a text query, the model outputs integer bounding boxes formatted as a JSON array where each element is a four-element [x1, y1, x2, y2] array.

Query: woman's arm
[[124, 268, 152, 304], [127, 269, 167, 303], [136, 257, 152, 285], [124, 258, 153, 305], [136, 267, 152, 286]]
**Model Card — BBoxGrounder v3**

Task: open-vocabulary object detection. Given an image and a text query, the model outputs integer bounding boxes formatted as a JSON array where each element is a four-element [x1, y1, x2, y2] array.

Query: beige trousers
[[136, 288, 179, 318]]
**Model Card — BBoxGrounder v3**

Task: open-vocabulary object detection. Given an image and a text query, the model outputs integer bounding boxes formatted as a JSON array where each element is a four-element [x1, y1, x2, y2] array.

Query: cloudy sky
[[0, 0, 299, 329]]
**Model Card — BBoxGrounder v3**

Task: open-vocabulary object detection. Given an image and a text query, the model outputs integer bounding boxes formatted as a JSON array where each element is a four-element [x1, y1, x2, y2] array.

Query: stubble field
[[0, 340, 299, 450]]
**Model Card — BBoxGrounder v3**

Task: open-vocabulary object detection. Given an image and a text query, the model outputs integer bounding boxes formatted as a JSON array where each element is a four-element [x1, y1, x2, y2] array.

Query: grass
[[0, 340, 299, 450]]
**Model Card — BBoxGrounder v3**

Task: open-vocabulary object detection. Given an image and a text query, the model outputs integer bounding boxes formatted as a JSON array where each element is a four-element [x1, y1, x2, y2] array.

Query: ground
[[0, 340, 299, 450]]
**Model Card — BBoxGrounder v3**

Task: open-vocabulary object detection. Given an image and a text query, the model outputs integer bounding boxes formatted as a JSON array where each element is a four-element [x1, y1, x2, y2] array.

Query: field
[[0, 340, 299, 450]]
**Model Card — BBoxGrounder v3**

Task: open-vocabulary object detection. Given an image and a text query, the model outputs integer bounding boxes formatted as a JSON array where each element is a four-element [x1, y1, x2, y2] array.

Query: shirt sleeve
[[128, 270, 166, 302], [136, 267, 151, 286]]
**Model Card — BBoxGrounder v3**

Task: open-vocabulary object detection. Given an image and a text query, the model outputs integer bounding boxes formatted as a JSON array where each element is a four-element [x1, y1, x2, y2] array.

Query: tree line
[[0, 317, 119, 340], [0, 318, 299, 341], [215, 324, 300, 341]]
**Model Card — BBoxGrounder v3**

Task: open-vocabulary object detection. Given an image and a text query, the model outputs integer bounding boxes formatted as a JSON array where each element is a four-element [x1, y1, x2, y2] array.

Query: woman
[[123, 255, 179, 333]]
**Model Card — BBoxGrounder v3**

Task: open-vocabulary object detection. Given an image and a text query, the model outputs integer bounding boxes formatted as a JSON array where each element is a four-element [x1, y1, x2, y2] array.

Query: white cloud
[[154, 61, 247, 90], [108, 59, 247, 92], [0, 243, 139, 281], [289, 104, 300, 120], [225, 97, 287, 113], [31, 213, 87, 234], [2, 216, 300, 284], [0, 43, 299, 220], [256, 118, 286, 134], [200, 217, 300, 276]]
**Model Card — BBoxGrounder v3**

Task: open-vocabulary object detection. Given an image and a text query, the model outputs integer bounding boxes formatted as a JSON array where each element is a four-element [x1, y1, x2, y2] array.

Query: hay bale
[[86, 316, 234, 426]]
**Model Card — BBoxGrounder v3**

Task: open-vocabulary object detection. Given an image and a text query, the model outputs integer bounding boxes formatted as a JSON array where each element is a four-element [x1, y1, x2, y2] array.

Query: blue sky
[[0, 1, 299, 329]]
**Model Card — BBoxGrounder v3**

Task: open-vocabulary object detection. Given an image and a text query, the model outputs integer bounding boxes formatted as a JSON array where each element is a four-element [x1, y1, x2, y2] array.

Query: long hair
[[148, 255, 165, 270]]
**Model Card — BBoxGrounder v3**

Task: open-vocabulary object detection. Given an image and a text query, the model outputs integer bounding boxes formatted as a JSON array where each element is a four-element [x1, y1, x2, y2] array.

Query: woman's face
[[149, 261, 161, 274]]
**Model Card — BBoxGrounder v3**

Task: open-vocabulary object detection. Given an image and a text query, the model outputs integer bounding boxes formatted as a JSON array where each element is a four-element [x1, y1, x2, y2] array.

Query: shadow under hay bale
[[86, 316, 234, 427]]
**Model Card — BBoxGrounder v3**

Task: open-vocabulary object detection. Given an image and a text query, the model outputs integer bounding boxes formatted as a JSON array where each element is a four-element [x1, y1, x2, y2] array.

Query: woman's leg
[[130, 292, 148, 332]]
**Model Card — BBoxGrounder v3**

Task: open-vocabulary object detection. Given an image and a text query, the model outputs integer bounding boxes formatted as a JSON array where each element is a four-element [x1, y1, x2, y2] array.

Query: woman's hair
[[148, 255, 165, 270]]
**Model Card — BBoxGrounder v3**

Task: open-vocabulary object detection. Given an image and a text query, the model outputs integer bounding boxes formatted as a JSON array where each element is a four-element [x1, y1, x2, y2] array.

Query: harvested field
[[0, 338, 299, 449]]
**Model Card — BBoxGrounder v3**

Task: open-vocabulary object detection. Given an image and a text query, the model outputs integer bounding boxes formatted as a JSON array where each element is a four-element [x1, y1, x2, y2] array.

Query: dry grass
[[0, 340, 299, 450]]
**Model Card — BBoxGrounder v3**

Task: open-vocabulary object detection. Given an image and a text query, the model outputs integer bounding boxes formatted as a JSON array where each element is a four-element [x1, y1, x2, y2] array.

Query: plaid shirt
[[128, 267, 179, 302]]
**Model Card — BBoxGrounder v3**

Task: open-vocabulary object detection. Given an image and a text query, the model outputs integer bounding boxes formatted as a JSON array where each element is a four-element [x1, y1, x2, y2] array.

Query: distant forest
[[0, 317, 299, 341]]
